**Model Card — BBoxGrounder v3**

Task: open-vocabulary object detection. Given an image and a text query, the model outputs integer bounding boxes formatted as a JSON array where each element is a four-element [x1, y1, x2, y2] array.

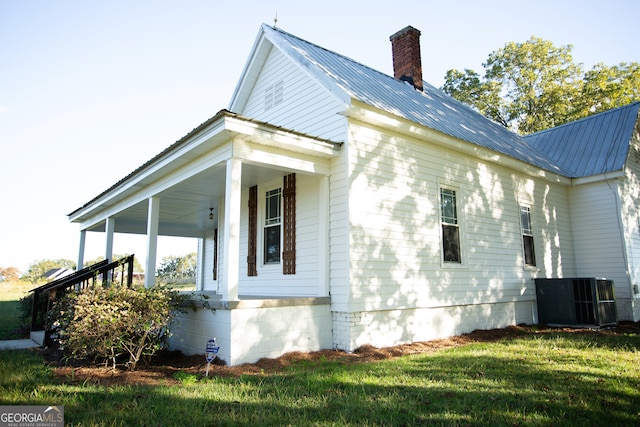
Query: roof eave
[[68, 111, 342, 224], [346, 100, 571, 185], [67, 110, 231, 220]]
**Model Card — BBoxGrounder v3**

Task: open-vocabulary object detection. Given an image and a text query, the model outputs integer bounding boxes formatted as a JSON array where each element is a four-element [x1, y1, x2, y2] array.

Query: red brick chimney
[[389, 26, 423, 91]]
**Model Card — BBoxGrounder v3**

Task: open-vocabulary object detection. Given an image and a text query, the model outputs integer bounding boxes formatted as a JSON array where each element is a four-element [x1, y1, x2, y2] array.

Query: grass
[[0, 281, 32, 339], [1, 329, 639, 426]]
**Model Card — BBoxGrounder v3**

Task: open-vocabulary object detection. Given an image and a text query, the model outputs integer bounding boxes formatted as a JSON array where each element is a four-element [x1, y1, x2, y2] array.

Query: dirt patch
[[44, 322, 640, 387]]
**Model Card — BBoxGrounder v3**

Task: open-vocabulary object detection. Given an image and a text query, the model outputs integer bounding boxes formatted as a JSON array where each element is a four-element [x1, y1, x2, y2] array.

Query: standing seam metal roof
[[524, 102, 639, 177], [262, 24, 570, 176]]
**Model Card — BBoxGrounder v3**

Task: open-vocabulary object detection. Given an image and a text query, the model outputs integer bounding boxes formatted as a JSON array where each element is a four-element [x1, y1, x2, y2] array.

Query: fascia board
[[73, 141, 233, 231], [228, 27, 271, 112], [232, 139, 332, 176], [571, 170, 625, 186], [69, 112, 341, 227], [68, 116, 230, 223], [224, 115, 342, 158], [346, 100, 571, 185]]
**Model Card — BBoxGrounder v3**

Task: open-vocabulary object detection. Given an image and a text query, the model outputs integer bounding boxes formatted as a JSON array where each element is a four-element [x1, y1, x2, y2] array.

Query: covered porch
[[67, 110, 341, 364]]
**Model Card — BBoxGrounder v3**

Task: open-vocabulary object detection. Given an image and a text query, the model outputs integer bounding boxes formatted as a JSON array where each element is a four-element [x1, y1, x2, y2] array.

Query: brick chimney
[[389, 26, 423, 91]]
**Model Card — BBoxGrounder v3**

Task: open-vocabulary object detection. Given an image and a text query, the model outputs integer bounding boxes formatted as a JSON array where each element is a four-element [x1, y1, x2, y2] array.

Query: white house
[[67, 24, 640, 365]]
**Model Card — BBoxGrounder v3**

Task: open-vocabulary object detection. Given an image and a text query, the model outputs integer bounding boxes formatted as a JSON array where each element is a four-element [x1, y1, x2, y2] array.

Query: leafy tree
[[576, 62, 640, 117], [156, 253, 197, 281], [0, 266, 20, 282], [22, 259, 76, 284], [442, 37, 640, 134]]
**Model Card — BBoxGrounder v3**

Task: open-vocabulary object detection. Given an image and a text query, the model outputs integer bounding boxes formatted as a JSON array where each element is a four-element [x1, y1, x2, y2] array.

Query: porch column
[[145, 196, 160, 288], [222, 158, 241, 301], [318, 176, 330, 296], [105, 217, 115, 262], [77, 229, 86, 270], [197, 237, 205, 291]]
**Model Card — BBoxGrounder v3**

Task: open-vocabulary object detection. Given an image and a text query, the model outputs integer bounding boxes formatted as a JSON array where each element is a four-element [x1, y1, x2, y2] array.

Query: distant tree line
[[1, 252, 196, 284]]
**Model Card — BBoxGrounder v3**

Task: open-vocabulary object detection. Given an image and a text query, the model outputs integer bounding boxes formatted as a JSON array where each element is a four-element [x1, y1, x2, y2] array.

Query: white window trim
[[519, 203, 538, 270], [438, 183, 466, 268], [259, 180, 283, 269]]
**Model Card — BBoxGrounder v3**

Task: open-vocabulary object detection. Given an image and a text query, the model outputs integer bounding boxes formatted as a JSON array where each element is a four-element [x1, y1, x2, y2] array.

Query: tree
[[577, 62, 640, 117], [156, 253, 197, 281], [442, 37, 640, 134], [0, 266, 20, 282], [22, 259, 76, 284]]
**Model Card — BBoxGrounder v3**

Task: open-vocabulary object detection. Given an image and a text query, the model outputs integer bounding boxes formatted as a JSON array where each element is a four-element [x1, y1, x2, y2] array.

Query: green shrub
[[53, 285, 186, 371]]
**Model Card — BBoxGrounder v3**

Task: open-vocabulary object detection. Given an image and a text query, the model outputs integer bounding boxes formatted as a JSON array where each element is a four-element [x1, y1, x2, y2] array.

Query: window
[[247, 175, 296, 275], [520, 206, 536, 266], [264, 188, 282, 264], [440, 188, 461, 263]]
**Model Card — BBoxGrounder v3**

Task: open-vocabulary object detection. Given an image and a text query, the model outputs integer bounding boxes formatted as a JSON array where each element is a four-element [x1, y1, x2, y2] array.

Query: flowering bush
[[53, 285, 186, 370]]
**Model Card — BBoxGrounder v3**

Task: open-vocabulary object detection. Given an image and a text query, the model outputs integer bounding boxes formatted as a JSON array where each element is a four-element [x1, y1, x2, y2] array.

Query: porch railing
[[30, 255, 136, 342]]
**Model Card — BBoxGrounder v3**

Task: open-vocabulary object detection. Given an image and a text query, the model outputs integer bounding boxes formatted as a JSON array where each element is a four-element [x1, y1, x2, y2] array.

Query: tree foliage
[[156, 253, 197, 281], [0, 267, 20, 282], [53, 284, 185, 370], [442, 37, 640, 134], [21, 259, 76, 284], [578, 62, 640, 116]]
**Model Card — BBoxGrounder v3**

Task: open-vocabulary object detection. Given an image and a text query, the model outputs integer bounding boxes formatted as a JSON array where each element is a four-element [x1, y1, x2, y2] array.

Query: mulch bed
[[42, 322, 640, 387]]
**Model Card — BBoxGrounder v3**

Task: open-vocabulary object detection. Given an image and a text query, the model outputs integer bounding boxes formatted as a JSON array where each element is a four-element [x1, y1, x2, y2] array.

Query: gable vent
[[265, 80, 284, 110]]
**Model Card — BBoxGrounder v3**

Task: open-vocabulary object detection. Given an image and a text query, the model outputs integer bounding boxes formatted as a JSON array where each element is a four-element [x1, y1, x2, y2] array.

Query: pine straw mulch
[[42, 322, 640, 387]]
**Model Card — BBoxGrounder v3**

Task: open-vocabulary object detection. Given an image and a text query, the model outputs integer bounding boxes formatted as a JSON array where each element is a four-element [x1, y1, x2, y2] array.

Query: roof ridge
[[261, 24, 571, 177], [263, 24, 408, 88], [263, 24, 500, 127]]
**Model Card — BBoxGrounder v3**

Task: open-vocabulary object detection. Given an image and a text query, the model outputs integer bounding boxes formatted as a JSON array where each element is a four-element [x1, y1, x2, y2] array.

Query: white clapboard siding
[[570, 181, 629, 297], [622, 135, 640, 318], [239, 46, 346, 142], [345, 121, 575, 312], [328, 150, 351, 311]]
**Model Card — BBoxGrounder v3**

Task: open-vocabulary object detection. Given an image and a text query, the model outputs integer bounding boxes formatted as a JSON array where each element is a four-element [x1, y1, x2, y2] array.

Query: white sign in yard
[[205, 338, 220, 376]]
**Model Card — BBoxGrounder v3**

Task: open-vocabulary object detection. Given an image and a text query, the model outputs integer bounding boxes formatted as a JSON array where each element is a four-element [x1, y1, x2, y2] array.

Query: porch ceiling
[[84, 162, 287, 237]]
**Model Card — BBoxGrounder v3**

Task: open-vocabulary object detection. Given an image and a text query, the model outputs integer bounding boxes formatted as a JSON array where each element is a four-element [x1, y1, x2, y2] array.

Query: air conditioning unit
[[535, 278, 617, 327]]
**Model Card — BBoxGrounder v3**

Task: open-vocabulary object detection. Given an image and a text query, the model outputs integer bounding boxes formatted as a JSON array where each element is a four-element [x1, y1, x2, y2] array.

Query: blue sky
[[1, 0, 638, 273]]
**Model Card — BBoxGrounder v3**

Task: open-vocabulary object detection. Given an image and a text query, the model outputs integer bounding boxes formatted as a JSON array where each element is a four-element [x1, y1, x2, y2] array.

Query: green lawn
[[0, 281, 32, 339], [1, 327, 639, 426]]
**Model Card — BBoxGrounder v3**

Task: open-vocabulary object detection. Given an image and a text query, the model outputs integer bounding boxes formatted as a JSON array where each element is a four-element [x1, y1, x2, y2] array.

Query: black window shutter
[[283, 173, 296, 274], [247, 185, 258, 276]]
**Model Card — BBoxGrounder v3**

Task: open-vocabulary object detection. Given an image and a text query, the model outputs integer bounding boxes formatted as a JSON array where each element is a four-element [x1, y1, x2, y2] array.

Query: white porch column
[[318, 176, 330, 296], [145, 196, 160, 288], [216, 195, 225, 294], [197, 237, 205, 291], [105, 217, 115, 262], [77, 229, 86, 270], [222, 158, 241, 301]]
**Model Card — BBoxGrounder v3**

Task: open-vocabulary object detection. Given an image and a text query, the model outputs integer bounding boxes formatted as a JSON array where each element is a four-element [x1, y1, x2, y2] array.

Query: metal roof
[[262, 24, 570, 176], [524, 102, 640, 178]]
